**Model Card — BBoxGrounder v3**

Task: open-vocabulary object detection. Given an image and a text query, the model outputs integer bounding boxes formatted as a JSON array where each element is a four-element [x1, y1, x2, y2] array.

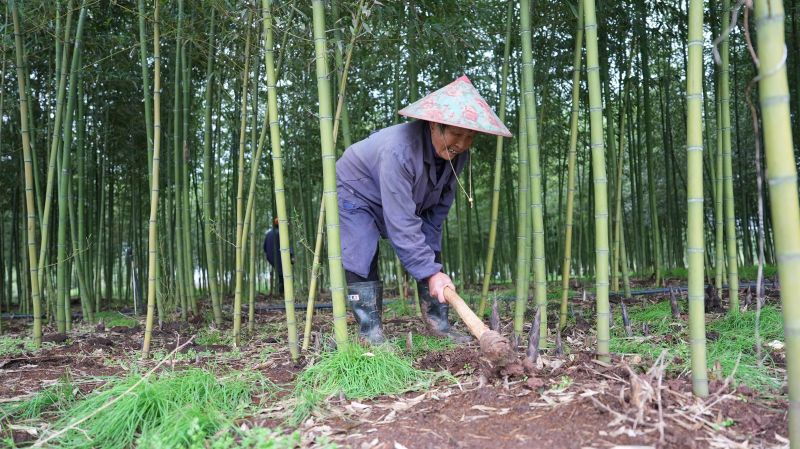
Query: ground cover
[[0, 287, 789, 448]]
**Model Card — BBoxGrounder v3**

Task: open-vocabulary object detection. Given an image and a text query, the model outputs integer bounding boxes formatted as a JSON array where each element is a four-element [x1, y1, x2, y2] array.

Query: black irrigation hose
[[2, 281, 775, 318], [608, 280, 775, 298], [480, 280, 774, 303]]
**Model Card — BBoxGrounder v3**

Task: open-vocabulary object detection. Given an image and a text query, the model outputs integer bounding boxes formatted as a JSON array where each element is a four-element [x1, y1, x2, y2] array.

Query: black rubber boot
[[347, 281, 386, 345], [418, 283, 472, 344]]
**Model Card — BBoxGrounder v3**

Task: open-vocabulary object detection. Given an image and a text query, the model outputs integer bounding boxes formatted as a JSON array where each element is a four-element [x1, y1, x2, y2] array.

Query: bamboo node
[[760, 94, 790, 108]]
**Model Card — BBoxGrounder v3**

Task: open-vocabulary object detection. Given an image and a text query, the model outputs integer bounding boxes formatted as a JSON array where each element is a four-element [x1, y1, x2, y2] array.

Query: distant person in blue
[[336, 76, 511, 344], [263, 217, 293, 294]]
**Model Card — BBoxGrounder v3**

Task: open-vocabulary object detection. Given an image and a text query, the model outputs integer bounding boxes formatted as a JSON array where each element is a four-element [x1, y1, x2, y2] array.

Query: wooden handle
[[443, 287, 489, 340]]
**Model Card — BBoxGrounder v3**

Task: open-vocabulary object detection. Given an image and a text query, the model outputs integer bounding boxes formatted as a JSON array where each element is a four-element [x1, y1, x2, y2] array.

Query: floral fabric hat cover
[[398, 75, 512, 138]]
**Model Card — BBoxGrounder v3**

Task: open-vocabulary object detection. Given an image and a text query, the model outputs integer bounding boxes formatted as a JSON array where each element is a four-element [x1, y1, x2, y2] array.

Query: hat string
[[448, 153, 474, 209]]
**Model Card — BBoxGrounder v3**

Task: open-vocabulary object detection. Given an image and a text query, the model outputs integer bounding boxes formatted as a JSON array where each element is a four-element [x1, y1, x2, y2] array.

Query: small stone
[[525, 377, 545, 389]]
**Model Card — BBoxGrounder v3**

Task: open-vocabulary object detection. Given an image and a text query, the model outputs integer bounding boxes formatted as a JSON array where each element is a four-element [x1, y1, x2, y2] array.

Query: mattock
[[443, 286, 514, 364]]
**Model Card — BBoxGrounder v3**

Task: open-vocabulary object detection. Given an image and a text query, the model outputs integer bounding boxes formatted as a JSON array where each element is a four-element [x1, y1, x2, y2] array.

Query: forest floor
[[0, 281, 789, 448]]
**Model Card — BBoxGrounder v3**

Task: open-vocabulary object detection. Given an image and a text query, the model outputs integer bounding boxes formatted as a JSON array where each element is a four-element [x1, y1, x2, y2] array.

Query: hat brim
[[398, 110, 513, 138]]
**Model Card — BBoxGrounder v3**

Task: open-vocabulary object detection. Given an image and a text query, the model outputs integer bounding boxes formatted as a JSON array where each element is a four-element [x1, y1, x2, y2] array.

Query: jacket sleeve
[[379, 146, 442, 281], [421, 181, 455, 251]]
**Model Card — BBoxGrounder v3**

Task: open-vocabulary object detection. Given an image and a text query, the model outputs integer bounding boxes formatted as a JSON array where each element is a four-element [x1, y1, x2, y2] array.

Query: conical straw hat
[[398, 75, 512, 137]]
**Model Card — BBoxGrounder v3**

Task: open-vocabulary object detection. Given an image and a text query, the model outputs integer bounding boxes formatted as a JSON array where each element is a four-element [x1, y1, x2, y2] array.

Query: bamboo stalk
[[512, 100, 530, 339], [311, 0, 349, 348], [301, 0, 367, 349], [137, 0, 153, 178], [302, 200, 325, 351], [232, 15, 252, 347], [583, 0, 611, 363], [181, 38, 195, 315], [719, 0, 739, 313], [10, 0, 42, 347], [57, 0, 87, 332], [685, 0, 709, 397], [520, 0, 548, 344], [479, 0, 513, 318], [754, 0, 799, 443], [202, 9, 223, 326], [558, 0, 584, 329], [142, 0, 162, 358], [264, 0, 299, 359]]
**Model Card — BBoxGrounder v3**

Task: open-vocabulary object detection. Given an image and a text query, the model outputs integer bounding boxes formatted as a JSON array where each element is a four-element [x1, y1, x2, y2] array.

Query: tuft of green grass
[[195, 328, 233, 346], [13, 376, 75, 420], [384, 299, 412, 317], [291, 343, 450, 425], [0, 336, 37, 357], [659, 264, 777, 281], [737, 264, 777, 281], [392, 334, 454, 358], [625, 299, 685, 335], [705, 306, 784, 389], [138, 403, 229, 449], [47, 368, 270, 449], [94, 311, 138, 328], [611, 301, 785, 391]]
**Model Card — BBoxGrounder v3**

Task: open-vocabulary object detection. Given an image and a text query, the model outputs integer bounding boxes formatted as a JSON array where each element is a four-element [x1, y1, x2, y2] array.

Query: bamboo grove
[[1, 0, 799, 443]]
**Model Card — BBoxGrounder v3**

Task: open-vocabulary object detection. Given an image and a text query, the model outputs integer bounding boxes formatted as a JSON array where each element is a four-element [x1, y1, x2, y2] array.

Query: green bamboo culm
[[57, 1, 88, 331], [180, 37, 195, 315], [53, 1, 77, 332], [614, 58, 633, 300], [202, 9, 223, 326], [311, 0, 349, 349], [513, 101, 531, 336], [302, 0, 364, 345], [74, 53, 94, 317], [37, 2, 74, 315], [264, 0, 299, 359], [302, 202, 326, 351], [172, 0, 188, 320], [558, 0, 583, 329], [11, 0, 42, 347], [478, 0, 513, 318], [232, 14, 253, 347], [331, 0, 352, 151], [519, 0, 548, 343], [719, 0, 739, 313], [582, 0, 611, 362], [685, 0, 709, 397], [611, 48, 632, 295], [137, 0, 153, 178], [142, 0, 162, 358], [714, 73, 725, 298], [754, 0, 799, 443], [637, 0, 662, 286]]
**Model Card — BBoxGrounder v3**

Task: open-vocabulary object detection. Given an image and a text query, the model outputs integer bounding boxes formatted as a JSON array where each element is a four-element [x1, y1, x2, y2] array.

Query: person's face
[[429, 123, 476, 161]]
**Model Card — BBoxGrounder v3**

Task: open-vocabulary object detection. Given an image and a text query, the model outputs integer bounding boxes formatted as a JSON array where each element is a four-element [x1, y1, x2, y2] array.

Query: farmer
[[263, 218, 293, 293], [336, 75, 511, 344]]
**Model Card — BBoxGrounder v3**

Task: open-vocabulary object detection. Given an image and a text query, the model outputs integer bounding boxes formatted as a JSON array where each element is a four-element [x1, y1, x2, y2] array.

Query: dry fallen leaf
[[470, 405, 496, 412]]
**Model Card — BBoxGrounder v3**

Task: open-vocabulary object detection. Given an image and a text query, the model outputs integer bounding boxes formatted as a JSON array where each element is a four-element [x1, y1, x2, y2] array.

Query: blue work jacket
[[336, 121, 467, 281]]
